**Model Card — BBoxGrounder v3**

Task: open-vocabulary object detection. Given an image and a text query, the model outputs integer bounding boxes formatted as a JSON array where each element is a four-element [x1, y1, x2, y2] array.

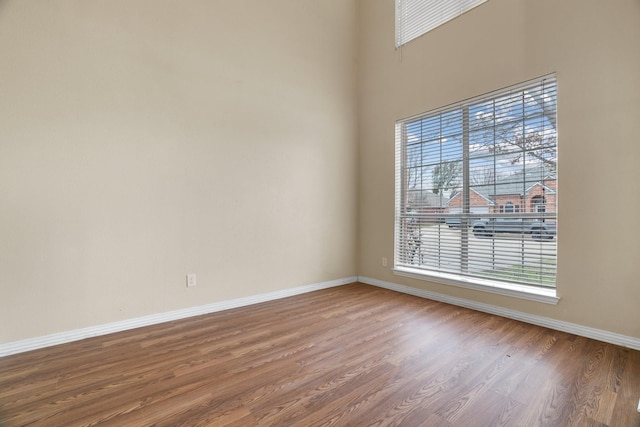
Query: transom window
[[394, 76, 558, 293], [396, 0, 489, 47]]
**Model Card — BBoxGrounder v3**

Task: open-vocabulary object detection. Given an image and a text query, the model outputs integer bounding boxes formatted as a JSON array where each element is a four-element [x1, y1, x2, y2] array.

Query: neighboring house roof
[[447, 165, 556, 205], [447, 188, 496, 206], [525, 182, 557, 195], [407, 189, 447, 207]]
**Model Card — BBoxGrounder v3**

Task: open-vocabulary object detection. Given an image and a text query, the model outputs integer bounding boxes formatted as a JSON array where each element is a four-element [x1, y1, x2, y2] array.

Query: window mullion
[[438, 116, 442, 270], [520, 92, 526, 274], [461, 106, 470, 274]]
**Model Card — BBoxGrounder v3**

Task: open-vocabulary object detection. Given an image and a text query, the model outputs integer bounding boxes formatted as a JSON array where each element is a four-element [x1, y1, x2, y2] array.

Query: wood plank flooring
[[1, 283, 639, 426]]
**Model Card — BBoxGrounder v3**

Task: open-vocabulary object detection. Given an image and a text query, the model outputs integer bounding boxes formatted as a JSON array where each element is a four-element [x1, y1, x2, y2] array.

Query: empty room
[[1, 0, 639, 426]]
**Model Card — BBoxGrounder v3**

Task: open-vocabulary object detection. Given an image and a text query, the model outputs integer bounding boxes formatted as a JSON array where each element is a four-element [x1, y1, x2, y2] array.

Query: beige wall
[[2, 0, 639, 346], [0, 0, 358, 343], [358, 0, 640, 338]]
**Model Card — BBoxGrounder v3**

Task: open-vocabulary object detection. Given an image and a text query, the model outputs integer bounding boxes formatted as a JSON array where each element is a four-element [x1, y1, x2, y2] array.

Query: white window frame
[[394, 75, 559, 304]]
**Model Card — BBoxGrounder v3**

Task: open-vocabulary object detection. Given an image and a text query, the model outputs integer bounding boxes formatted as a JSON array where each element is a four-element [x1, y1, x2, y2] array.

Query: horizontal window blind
[[395, 76, 557, 288], [396, 0, 488, 47]]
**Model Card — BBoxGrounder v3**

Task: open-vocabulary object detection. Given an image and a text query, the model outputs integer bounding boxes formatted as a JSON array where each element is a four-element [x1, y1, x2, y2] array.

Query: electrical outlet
[[382, 257, 388, 267], [186, 273, 197, 287]]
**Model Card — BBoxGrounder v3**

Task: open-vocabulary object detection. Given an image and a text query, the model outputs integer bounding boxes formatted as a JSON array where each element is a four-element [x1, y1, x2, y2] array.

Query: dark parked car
[[445, 217, 464, 228], [472, 218, 556, 240]]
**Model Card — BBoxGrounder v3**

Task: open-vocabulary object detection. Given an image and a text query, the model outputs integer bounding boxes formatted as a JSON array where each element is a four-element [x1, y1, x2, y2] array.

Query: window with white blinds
[[395, 76, 557, 290], [396, 0, 488, 47]]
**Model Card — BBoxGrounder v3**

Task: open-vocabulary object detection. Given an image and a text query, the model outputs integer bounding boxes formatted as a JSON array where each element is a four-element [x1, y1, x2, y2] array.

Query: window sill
[[392, 267, 559, 305]]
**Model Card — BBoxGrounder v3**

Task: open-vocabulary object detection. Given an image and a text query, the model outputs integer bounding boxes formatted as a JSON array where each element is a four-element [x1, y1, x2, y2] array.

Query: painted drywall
[[2, 0, 639, 348], [357, 0, 640, 338], [0, 0, 358, 343]]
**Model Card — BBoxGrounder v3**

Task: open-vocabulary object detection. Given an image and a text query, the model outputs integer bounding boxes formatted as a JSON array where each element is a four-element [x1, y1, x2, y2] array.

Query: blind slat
[[396, 0, 488, 47]]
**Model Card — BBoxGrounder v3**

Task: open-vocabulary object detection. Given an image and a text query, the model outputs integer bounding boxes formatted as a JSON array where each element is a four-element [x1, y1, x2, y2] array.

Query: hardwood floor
[[1, 283, 639, 426]]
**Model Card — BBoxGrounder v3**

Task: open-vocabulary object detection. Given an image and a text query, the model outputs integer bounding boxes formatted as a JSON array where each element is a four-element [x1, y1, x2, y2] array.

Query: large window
[[394, 76, 557, 293], [396, 0, 488, 47]]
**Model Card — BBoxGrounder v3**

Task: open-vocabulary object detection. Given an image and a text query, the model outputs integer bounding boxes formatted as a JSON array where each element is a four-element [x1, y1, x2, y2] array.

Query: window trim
[[394, 75, 558, 301], [393, 267, 559, 304]]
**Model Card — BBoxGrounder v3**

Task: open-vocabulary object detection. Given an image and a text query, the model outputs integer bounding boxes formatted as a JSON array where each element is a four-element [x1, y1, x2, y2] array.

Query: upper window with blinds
[[396, 0, 488, 47], [394, 76, 557, 293]]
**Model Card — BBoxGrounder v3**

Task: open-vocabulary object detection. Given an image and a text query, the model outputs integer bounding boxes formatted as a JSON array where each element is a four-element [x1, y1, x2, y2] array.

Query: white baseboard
[[0, 276, 357, 358], [4, 275, 637, 358], [358, 276, 640, 351]]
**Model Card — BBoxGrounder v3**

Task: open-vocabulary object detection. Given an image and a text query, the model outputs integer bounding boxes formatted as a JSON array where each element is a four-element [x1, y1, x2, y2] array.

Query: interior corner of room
[[1, 0, 639, 355]]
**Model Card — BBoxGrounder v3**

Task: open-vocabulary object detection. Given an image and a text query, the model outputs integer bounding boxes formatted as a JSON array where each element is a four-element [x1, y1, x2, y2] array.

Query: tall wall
[[2, 0, 639, 347], [0, 0, 358, 343], [357, 0, 640, 337]]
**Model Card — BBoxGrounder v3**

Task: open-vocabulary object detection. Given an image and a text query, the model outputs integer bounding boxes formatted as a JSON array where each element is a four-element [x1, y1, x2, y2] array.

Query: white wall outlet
[[186, 273, 197, 287], [382, 257, 388, 267]]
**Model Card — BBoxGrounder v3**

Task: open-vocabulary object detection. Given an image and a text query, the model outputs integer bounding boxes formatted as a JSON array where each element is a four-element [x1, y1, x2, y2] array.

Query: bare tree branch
[[432, 161, 460, 195]]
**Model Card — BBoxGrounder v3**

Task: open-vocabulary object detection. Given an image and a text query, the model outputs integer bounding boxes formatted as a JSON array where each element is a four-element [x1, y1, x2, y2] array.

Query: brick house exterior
[[447, 169, 557, 215], [406, 189, 446, 223], [447, 189, 494, 212]]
